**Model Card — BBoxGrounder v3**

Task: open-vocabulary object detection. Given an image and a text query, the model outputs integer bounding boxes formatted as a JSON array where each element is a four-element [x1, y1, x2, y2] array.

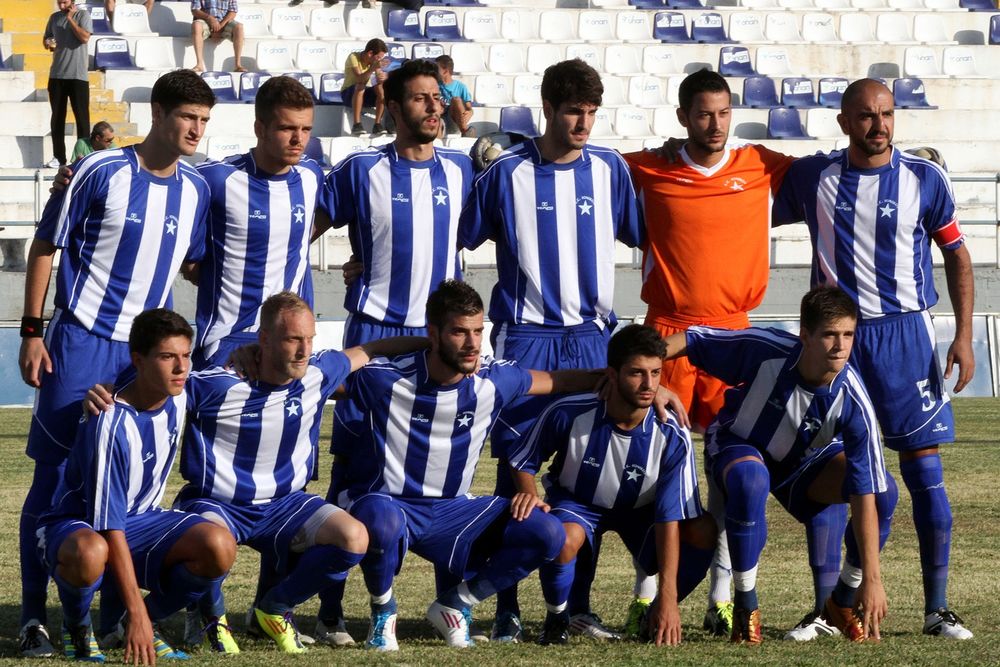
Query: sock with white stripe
[[723, 460, 769, 611], [539, 559, 576, 613], [732, 567, 759, 610], [706, 475, 733, 605], [370, 588, 396, 614], [633, 562, 657, 600]]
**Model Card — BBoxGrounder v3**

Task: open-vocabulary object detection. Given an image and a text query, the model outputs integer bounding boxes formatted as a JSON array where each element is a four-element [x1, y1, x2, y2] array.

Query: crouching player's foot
[[923, 608, 973, 640], [315, 617, 356, 647], [427, 600, 474, 648], [569, 613, 621, 641], [783, 610, 841, 641], [253, 608, 306, 653], [730, 607, 762, 645], [184, 610, 240, 654], [491, 611, 523, 643], [365, 604, 399, 651], [537, 612, 569, 646], [21, 621, 56, 658], [625, 598, 652, 638], [703, 601, 734, 636], [822, 598, 864, 643], [62, 623, 105, 663]]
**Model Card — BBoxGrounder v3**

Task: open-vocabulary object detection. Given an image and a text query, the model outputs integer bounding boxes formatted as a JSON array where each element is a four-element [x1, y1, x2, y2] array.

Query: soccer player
[[773, 78, 975, 640], [507, 324, 716, 647], [313, 57, 475, 646], [17, 69, 214, 657], [39, 308, 236, 664], [667, 286, 898, 644], [459, 57, 645, 642]]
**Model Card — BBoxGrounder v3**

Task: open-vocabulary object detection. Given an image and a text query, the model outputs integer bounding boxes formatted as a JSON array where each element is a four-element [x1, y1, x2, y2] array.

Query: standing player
[[313, 57, 475, 647], [17, 70, 214, 657], [773, 78, 975, 639], [666, 286, 898, 644], [507, 324, 716, 647], [460, 58, 644, 642]]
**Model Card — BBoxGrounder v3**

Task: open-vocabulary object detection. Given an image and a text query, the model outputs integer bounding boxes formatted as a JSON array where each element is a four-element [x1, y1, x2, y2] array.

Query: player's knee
[[62, 530, 108, 584], [520, 511, 566, 561], [724, 460, 770, 508], [681, 514, 718, 552], [193, 523, 237, 576], [353, 498, 404, 551], [556, 524, 585, 563], [337, 515, 369, 555]]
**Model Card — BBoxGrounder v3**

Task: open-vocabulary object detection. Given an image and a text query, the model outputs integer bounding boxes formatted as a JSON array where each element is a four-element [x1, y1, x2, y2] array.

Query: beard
[[403, 112, 440, 145], [437, 344, 479, 376]]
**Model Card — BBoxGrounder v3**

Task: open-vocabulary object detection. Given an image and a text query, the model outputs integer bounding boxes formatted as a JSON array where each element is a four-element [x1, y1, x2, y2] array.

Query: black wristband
[[20, 316, 44, 338]]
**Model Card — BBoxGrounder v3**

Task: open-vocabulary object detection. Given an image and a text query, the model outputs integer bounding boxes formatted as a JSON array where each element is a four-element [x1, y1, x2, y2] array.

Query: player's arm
[[662, 332, 689, 360], [310, 209, 334, 243], [342, 336, 431, 373], [65, 4, 91, 43], [101, 529, 157, 665], [180, 261, 200, 286], [941, 243, 974, 392], [526, 369, 604, 396], [849, 492, 887, 641], [19, 239, 58, 387], [649, 520, 682, 646]]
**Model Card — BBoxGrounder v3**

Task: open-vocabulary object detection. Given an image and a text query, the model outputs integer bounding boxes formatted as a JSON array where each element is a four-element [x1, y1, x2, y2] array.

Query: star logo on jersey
[[623, 463, 646, 483], [292, 204, 306, 224], [126, 211, 143, 224], [249, 209, 268, 221], [455, 411, 474, 428], [285, 397, 302, 417], [879, 200, 897, 218], [724, 177, 747, 192], [577, 196, 594, 216], [433, 187, 449, 207], [802, 417, 822, 435], [164, 215, 178, 236], [392, 192, 410, 204]]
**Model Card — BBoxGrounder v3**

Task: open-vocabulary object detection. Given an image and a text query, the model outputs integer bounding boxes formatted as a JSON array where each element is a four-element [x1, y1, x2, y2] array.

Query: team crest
[[724, 177, 747, 192], [878, 199, 897, 218], [801, 417, 822, 435], [433, 187, 449, 207], [624, 463, 646, 482], [164, 214, 178, 236], [577, 196, 594, 215], [285, 397, 302, 417], [291, 204, 306, 224], [455, 411, 474, 428]]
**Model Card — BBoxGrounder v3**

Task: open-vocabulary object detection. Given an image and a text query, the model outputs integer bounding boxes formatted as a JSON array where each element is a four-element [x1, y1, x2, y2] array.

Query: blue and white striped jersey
[[773, 148, 963, 319], [194, 153, 328, 359], [36, 146, 209, 341], [690, 326, 887, 497], [342, 352, 534, 500], [180, 349, 351, 505], [326, 144, 473, 328], [459, 140, 644, 328], [45, 392, 187, 530], [509, 394, 702, 523]]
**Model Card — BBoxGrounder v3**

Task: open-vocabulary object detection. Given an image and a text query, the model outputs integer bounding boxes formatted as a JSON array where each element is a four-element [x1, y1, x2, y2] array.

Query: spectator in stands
[[342, 38, 388, 137], [191, 0, 245, 74], [436, 55, 474, 138], [71, 121, 115, 162], [104, 0, 153, 24], [43, 0, 92, 169]]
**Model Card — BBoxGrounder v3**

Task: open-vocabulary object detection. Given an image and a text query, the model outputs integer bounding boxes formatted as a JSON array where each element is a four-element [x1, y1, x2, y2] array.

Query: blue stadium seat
[[499, 106, 539, 137], [94, 38, 137, 70], [740, 76, 779, 108], [201, 71, 238, 103], [893, 77, 937, 109], [990, 15, 1000, 45], [305, 136, 329, 168], [283, 72, 317, 100], [239, 72, 271, 103], [631, 0, 667, 6], [718, 46, 754, 77], [385, 42, 407, 72], [817, 77, 848, 108], [959, 0, 994, 10], [767, 107, 810, 139], [319, 73, 345, 104], [667, 0, 707, 8], [653, 12, 693, 42], [424, 10, 465, 41], [692, 12, 728, 42], [781, 77, 817, 108], [85, 4, 115, 34], [388, 10, 426, 41]]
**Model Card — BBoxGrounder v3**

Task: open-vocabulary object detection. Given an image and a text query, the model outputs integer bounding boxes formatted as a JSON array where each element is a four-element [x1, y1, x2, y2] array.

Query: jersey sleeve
[[314, 349, 353, 396], [458, 164, 500, 250], [483, 357, 534, 407], [184, 179, 211, 264], [921, 165, 964, 250], [840, 373, 888, 497], [35, 155, 109, 248], [686, 326, 794, 387], [507, 401, 574, 475], [654, 419, 703, 522], [77, 10, 93, 33], [325, 158, 358, 230], [83, 409, 132, 531], [611, 153, 645, 249], [771, 158, 809, 228], [757, 145, 797, 193]]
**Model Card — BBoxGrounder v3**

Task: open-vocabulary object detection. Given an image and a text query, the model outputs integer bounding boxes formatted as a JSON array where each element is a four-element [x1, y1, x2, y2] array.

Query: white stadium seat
[[578, 11, 617, 42], [512, 75, 542, 105], [328, 136, 369, 165], [851, 0, 888, 8], [237, 7, 270, 38], [627, 76, 667, 107], [664, 76, 683, 106], [604, 44, 642, 75], [616, 11, 654, 42], [134, 37, 175, 71], [615, 107, 654, 139], [839, 14, 879, 45], [271, 8, 309, 39], [309, 7, 348, 39], [488, 43, 527, 74], [802, 13, 843, 44], [755, 46, 795, 76], [296, 41, 335, 71], [565, 44, 604, 72], [601, 76, 628, 106], [942, 46, 984, 77], [501, 9, 542, 41], [112, 2, 153, 35], [765, 14, 806, 44], [904, 46, 943, 77], [913, 15, 956, 45], [652, 106, 684, 136], [805, 107, 842, 138], [876, 14, 916, 45], [590, 107, 615, 139], [729, 12, 769, 44], [539, 10, 577, 41], [334, 41, 365, 70], [206, 136, 255, 162], [526, 44, 563, 75], [464, 9, 505, 41], [256, 41, 295, 71], [449, 43, 489, 74], [347, 8, 388, 40], [473, 74, 514, 105], [643, 45, 684, 76]]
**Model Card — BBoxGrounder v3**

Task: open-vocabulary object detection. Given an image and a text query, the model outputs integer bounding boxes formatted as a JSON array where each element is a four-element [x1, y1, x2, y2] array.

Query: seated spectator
[[105, 0, 153, 23], [436, 54, 474, 138], [191, 0, 245, 73], [71, 121, 115, 162], [342, 38, 388, 137]]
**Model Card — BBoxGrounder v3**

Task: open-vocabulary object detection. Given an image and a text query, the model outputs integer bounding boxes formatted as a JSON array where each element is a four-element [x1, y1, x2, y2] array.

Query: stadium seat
[[802, 13, 842, 44], [272, 8, 309, 39], [296, 41, 335, 71], [512, 75, 542, 105], [667, 0, 707, 8], [283, 72, 317, 99], [817, 77, 848, 107], [755, 46, 794, 77], [413, 43, 446, 60], [991, 15, 1000, 45], [334, 42, 365, 70], [839, 14, 879, 44], [631, 0, 668, 6], [566, 44, 604, 72], [488, 44, 526, 74], [692, 12, 729, 42], [615, 107, 653, 139], [767, 108, 810, 138], [0, 45, 8, 69], [942, 46, 983, 76], [765, 13, 805, 43], [616, 11, 654, 42], [718, 46, 755, 77], [876, 14, 916, 45], [579, 11, 617, 42], [653, 12, 692, 43], [729, 13, 769, 43], [237, 7, 270, 38], [201, 71, 238, 103], [475, 74, 514, 105], [239, 72, 272, 103], [913, 15, 957, 45], [347, 8, 388, 40], [449, 43, 489, 74], [309, 7, 348, 39], [328, 136, 368, 166], [94, 38, 137, 70], [664, 77, 683, 106], [385, 42, 407, 72], [501, 9, 542, 41], [526, 44, 562, 75], [589, 108, 615, 139], [904, 46, 943, 77], [463, 9, 504, 41], [741, 0, 779, 6], [778, 0, 814, 8], [959, 0, 995, 9], [805, 107, 842, 138], [112, 2, 152, 34], [257, 42, 296, 72], [652, 105, 684, 136], [207, 136, 255, 161], [781, 77, 817, 107], [304, 136, 329, 168], [628, 75, 667, 106], [593, 0, 630, 6], [388, 10, 426, 41], [851, 0, 888, 8], [740, 76, 779, 108], [602, 76, 629, 106], [88, 5, 114, 34], [643, 45, 683, 75], [605, 45, 643, 75], [424, 10, 464, 41], [923, 0, 960, 8], [539, 10, 577, 41], [499, 106, 539, 137], [133, 37, 175, 71], [889, 0, 923, 8], [893, 77, 937, 108], [319, 72, 345, 104], [815, 0, 851, 9]]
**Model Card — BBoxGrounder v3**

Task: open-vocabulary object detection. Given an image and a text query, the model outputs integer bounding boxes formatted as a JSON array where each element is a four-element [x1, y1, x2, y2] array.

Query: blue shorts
[[489, 321, 611, 459], [852, 311, 954, 450], [174, 489, 333, 571], [349, 493, 510, 578], [28, 310, 132, 464], [546, 488, 658, 575], [707, 442, 847, 524], [341, 84, 379, 110], [193, 331, 258, 371], [39, 510, 206, 597]]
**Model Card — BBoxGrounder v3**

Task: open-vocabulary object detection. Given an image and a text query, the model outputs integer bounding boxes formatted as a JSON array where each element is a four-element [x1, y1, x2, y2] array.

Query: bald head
[[841, 78, 893, 114], [837, 79, 895, 167]]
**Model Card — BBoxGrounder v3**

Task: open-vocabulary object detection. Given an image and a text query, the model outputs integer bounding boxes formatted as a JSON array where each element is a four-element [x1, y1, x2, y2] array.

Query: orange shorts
[[644, 308, 750, 432]]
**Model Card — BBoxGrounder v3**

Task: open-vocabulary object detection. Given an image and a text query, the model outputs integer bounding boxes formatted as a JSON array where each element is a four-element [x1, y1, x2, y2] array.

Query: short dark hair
[[260, 291, 311, 332], [426, 280, 484, 329], [364, 38, 388, 55], [90, 121, 113, 141], [540, 59, 603, 109], [607, 324, 667, 371], [129, 308, 193, 356], [800, 286, 858, 333], [255, 75, 314, 125], [435, 54, 454, 72], [384, 58, 441, 106], [150, 69, 215, 116], [678, 68, 731, 113]]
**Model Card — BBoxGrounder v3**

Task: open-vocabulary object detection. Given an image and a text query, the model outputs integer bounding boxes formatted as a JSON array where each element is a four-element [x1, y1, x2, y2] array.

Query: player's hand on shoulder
[[83, 383, 115, 415], [227, 344, 261, 380], [342, 255, 363, 287], [49, 165, 74, 194], [655, 384, 690, 429], [509, 492, 549, 521], [649, 137, 685, 164], [18, 337, 52, 388]]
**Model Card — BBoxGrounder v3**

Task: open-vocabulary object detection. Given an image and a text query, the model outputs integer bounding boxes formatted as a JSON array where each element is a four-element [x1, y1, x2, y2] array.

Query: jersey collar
[[679, 145, 732, 178]]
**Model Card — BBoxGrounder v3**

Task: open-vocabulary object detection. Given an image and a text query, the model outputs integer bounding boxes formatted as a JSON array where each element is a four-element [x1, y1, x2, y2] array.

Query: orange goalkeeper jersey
[[624, 145, 794, 321]]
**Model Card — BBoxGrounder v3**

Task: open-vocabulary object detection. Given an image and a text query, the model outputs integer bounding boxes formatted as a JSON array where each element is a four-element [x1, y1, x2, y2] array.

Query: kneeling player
[[39, 309, 236, 663], [507, 324, 716, 646], [666, 286, 898, 644]]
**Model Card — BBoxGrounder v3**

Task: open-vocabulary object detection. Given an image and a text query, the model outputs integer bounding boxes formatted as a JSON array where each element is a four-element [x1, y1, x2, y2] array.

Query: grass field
[[0, 400, 997, 666]]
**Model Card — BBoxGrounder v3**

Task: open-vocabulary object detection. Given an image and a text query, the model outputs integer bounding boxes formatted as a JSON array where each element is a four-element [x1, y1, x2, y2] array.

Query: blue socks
[[900, 454, 951, 613], [317, 577, 347, 624], [20, 461, 66, 626], [724, 461, 769, 610], [805, 503, 848, 614], [261, 544, 364, 616], [147, 564, 225, 622], [539, 559, 576, 612], [54, 571, 102, 628], [352, 496, 407, 601]]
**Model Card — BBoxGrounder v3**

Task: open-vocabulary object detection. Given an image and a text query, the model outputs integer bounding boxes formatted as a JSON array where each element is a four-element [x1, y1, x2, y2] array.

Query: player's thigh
[[706, 443, 764, 495], [310, 504, 368, 553], [805, 450, 848, 506], [125, 510, 212, 592], [163, 519, 237, 572]]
